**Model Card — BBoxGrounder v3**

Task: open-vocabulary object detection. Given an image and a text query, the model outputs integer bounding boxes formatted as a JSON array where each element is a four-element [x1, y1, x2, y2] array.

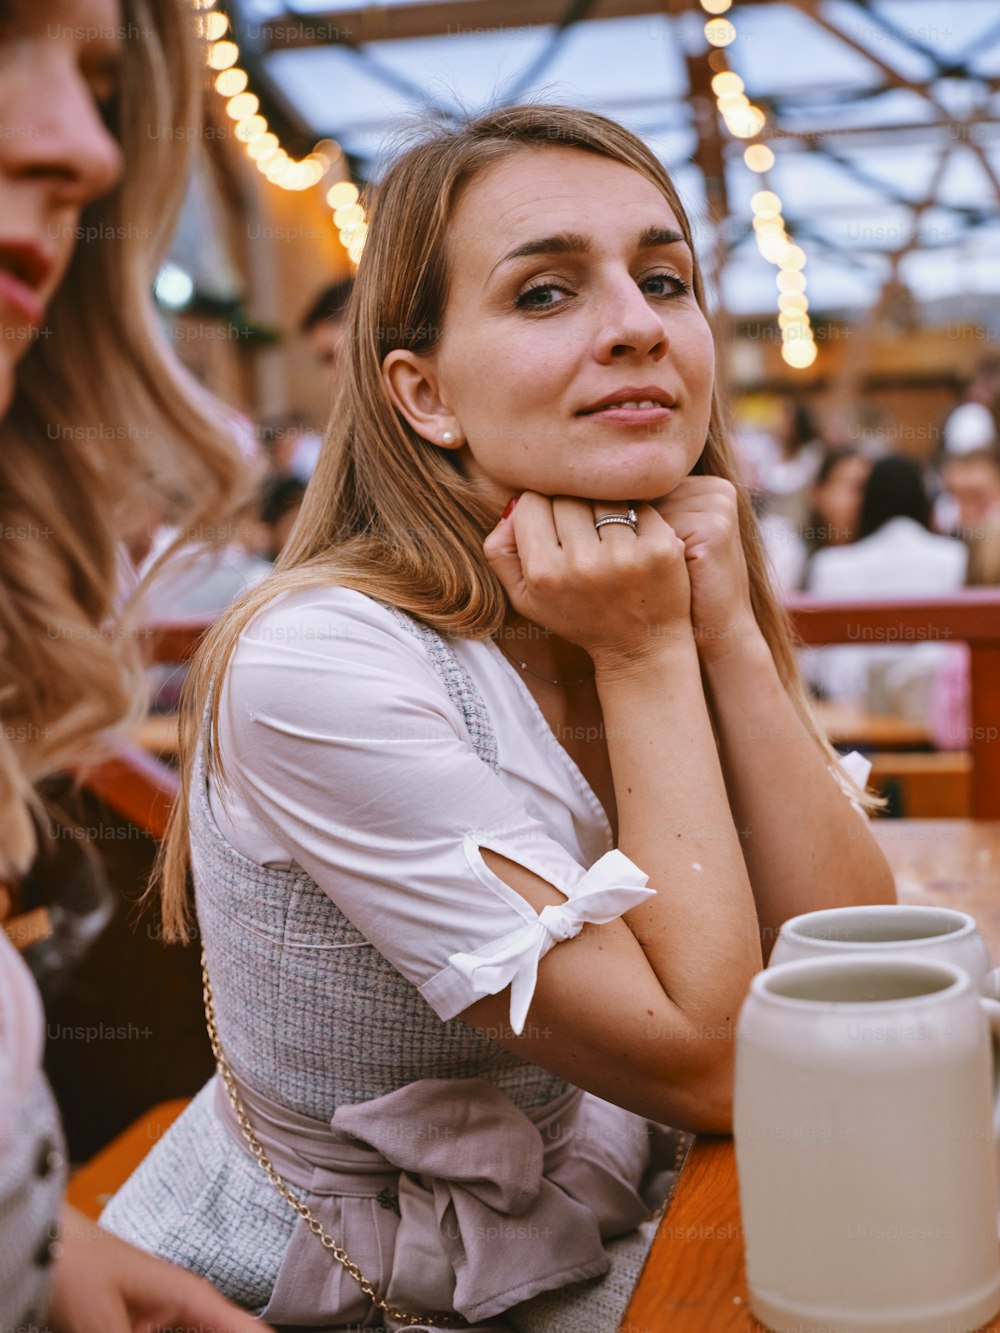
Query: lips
[[0, 241, 54, 325], [579, 385, 677, 414]]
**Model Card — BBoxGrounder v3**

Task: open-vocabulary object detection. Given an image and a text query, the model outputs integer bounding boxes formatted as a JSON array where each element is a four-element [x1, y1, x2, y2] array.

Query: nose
[[5, 68, 123, 207], [593, 273, 668, 364]]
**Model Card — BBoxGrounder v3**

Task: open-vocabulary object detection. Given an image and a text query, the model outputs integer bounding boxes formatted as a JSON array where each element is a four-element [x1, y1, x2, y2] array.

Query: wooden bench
[[787, 591, 1000, 819]]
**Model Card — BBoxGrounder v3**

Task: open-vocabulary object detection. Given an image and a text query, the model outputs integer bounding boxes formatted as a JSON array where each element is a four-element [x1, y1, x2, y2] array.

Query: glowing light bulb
[[334, 203, 366, 228], [203, 11, 228, 40], [705, 18, 736, 46], [154, 264, 194, 309], [779, 244, 807, 272], [751, 190, 782, 216], [327, 181, 359, 209], [701, 0, 732, 12], [711, 72, 743, 97], [744, 144, 774, 172], [208, 40, 239, 70], [226, 93, 259, 120], [725, 106, 765, 138], [215, 68, 248, 96], [235, 115, 268, 142], [246, 133, 278, 161], [782, 339, 818, 368], [777, 270, 807, 294]]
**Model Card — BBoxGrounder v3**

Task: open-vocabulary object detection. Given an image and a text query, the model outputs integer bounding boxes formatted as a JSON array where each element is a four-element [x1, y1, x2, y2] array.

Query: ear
[[382, 349, 462, 450]]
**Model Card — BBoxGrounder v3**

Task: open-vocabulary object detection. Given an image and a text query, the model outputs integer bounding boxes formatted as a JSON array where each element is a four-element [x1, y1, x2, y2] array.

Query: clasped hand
[[483, 477, 759, 667]]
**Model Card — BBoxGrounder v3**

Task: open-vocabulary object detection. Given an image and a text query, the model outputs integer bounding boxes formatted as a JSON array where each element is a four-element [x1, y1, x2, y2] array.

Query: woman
[[101, 105, 894, 1330], [0, 1, 265, 1329], [806, 455, 968, 720]]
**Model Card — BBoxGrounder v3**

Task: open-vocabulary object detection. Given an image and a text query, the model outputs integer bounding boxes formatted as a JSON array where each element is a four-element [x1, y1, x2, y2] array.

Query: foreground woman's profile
[[101, 104, 895, 1331]]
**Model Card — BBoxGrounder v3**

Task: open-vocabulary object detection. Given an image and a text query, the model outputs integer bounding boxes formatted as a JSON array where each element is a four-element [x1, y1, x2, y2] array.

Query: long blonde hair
[[159, 103, 875, 940], [0, 0, 255, 876]]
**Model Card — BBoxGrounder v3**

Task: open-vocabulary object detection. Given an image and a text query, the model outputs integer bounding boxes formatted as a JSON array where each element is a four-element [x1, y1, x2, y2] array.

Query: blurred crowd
[[126, 279, 353, 708], [739, 355, 1000, 735]]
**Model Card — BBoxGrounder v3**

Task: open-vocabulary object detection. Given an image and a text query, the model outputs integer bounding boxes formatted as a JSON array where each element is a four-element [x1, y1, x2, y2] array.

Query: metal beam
[[259, 0, 780, 48], [262, 0, 670, 49]]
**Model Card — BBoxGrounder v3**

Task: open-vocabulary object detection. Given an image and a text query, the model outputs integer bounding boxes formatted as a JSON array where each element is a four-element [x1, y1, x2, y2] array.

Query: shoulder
[[220, 584, 468, 748], [241, 583, 425, 656]]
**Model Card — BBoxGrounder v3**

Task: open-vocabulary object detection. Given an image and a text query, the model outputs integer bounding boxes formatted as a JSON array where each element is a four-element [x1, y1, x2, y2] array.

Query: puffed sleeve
[[214, 587, 654, 1035]]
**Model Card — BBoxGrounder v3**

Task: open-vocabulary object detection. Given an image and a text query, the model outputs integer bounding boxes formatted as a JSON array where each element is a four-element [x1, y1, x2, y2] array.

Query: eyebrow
[[490, 225, 688, 278]]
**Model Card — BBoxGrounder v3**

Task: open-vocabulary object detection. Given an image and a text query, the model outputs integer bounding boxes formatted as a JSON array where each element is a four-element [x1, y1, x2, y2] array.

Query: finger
[[149, 1272, 271, 1333], [483, 497, 526, 598], [591, 500, 637, 541], [506, 491, 561, 577], [550, 495, 603, 549]]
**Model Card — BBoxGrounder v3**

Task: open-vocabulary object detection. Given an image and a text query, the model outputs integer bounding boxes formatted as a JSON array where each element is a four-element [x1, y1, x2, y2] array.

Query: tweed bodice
[[191, 606, 569, 1121]]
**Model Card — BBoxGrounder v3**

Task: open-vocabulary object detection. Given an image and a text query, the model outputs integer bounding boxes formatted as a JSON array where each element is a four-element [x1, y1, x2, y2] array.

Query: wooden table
[[621, 820, 1000, 1333]]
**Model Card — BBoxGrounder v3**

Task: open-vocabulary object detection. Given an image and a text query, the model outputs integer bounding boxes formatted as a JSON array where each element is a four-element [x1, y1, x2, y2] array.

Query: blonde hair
[[158, 103, 876, 940], [0, 0, 255, 876]]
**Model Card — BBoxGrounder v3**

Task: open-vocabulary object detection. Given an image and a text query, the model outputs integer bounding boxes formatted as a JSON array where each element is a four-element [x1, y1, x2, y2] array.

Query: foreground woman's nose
[[594, 282, 668, 362], [3, 67, 123, 207]]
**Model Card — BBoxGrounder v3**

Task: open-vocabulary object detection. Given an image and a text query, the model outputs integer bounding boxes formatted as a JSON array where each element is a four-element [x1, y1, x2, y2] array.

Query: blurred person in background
[[754, 397, 826, 531], [940, 447, 1000, 586], [804, 455, 967, 721], [300, 276, 353, 382], [258, 473, 307, 562], [288, 277, 355, 481], [757, 447, 870, 595], [943, 356, 1000, 456], [0, 2, 269, 1330]]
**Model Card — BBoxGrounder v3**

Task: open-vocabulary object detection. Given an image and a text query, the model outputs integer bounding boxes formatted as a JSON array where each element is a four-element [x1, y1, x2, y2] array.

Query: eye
[[514, 280, 572, 311], [641, 271, 692, 298]]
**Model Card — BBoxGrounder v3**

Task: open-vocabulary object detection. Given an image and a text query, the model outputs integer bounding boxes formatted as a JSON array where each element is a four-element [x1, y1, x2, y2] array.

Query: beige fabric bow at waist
[[213, 1070, 674, 1326]]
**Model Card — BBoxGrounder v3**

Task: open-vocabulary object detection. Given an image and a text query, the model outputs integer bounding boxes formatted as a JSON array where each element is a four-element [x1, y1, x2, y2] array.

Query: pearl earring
[[442, 429, 456, 445]]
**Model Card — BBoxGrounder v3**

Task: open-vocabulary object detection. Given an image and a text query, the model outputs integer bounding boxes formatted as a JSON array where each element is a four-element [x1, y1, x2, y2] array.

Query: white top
[[808, 517, 968, 599], [210, 586, 868, 1033], [944, 401, 995, 454], [804, 518, 968, 713], [210, 586, 656, 1034]]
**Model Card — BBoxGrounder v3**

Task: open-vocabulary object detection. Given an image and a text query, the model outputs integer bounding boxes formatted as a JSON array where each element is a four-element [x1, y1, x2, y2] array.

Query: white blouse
[[209, 585, 869, 1033]]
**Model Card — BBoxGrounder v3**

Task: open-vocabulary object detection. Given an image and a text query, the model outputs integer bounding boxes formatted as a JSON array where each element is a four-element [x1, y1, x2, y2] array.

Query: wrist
[[591, 626, 700, 683], [699, 616, 773, 675]]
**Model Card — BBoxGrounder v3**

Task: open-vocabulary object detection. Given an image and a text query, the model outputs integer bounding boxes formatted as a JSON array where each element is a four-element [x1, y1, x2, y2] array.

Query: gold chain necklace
[[201, 951, 468, 1328], [494, 638, 594, 687]]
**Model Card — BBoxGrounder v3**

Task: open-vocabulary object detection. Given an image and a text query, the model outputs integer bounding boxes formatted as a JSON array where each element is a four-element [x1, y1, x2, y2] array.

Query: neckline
[[482, 637, 614, 851]]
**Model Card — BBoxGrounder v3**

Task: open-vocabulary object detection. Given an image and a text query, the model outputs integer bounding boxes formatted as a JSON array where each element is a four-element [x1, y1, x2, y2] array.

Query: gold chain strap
[[200, 951, 467, 1329]]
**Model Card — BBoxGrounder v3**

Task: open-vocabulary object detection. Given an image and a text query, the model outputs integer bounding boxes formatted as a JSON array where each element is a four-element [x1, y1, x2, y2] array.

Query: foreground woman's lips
[[579, 385, 677, 414], [0, 241, 54, 325]]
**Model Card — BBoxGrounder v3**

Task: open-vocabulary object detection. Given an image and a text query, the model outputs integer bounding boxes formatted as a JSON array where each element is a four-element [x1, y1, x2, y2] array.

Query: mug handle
[[979, 996, 1000, 1140], [986, 967, 1000, 1002]]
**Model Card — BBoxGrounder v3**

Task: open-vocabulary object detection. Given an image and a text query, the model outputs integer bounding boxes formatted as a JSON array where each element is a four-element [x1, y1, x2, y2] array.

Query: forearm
[[702, 631, 896, 952], [595, 639, 763, 1025]]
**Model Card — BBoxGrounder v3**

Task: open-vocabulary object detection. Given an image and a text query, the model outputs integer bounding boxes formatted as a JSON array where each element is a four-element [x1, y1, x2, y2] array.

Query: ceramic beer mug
[[735, 955, 1000, 1333], [769, 904, 1000, 998]]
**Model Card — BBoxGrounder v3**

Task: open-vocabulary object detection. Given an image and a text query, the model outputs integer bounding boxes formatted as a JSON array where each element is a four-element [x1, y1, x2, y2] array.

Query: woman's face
[[388, 147, 715, 511], [812, 455, 871, 542], [0, 0, 124, 414]]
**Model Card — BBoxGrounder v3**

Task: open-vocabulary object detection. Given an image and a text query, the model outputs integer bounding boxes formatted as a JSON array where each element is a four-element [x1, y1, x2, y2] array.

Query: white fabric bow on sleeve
[[449, 849, 654, 1035]]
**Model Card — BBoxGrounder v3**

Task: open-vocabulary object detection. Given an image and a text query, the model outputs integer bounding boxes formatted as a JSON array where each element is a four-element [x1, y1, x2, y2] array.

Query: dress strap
[[378, 604, 499, 773]]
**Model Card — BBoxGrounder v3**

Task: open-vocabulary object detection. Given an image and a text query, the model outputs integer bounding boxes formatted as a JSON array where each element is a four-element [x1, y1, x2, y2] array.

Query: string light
[[705, 18, 736, 46], [704, 3, 817, 368], [196, 0, 367, 261]]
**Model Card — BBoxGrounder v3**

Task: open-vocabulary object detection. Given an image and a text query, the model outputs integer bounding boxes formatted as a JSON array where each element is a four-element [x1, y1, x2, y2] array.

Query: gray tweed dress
[[100, 605, 689, 1331]]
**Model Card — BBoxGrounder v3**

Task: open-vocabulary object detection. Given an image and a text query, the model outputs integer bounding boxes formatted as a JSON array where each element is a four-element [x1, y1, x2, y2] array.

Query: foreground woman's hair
[[0, 0, 254, 875], [158, 102, 877, 940]]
